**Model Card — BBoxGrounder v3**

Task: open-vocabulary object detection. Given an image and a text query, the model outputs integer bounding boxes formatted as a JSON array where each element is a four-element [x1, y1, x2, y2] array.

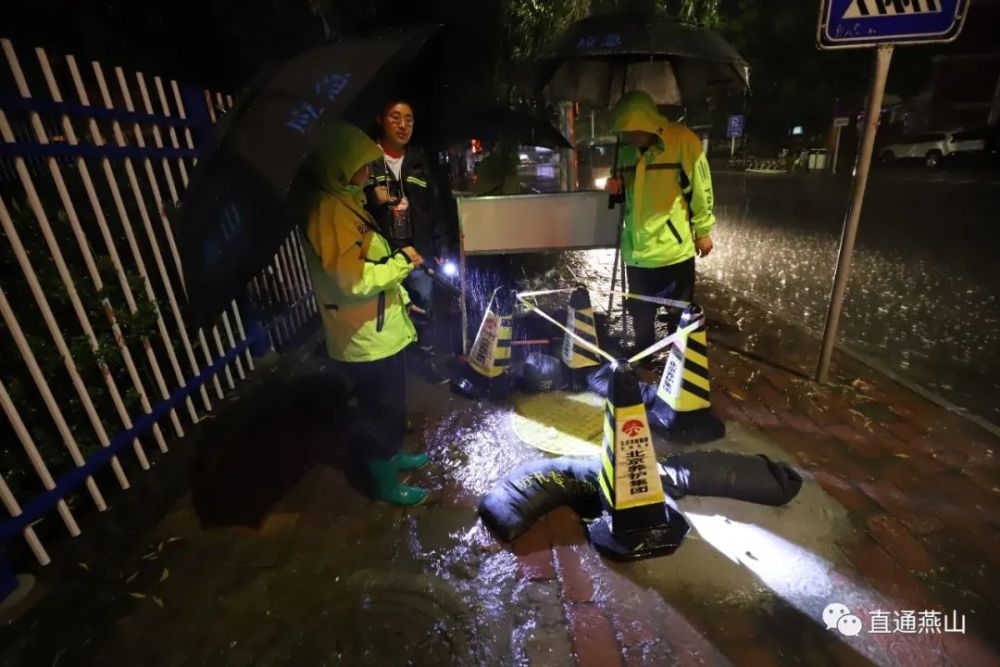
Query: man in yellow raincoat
[[605, 91, 716, 357], [301, 121, 430, 506]]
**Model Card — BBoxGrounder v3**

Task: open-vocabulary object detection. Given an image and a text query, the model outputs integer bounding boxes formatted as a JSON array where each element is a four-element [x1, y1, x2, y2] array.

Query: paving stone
[[566, 602, 623, 667], [941, 632, 1000, 667], [825, 424, 884, 459], [726, 643, 781, 667], [866, 514, 934, 572], [812, 471, 874, 512], [844, 539, 934, 610], [513, 518, 556, 582], [860, 481, 916, 518], [554, 545, 594, 604], [776, 411, 826, 436]]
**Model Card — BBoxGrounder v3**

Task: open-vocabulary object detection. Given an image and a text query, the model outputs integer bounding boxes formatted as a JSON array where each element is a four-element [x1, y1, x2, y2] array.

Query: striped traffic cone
[[561, 287, 602, 390], [648, 303, 725, 444], [587, 362, 689, 560], [450, 292, 514, 400]]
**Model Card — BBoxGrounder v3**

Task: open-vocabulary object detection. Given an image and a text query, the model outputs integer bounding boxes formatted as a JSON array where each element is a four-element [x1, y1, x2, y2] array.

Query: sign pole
[[831, 125, 842, 174], [816, 45, 894, 384], [730, 136, 736, 159]]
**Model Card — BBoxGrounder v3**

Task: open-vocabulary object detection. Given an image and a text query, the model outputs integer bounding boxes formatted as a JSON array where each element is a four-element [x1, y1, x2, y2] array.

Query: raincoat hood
[[610, 91, 669, 136], [305, 122, 383, 197]]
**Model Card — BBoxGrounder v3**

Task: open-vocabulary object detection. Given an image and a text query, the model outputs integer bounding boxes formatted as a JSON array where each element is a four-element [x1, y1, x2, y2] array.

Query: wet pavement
[[702, 168, 1000, 428], [1, 265, 998, 666]]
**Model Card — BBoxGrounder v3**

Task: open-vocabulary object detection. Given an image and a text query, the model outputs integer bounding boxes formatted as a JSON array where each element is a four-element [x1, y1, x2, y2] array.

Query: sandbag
[[659, 450, 802, 506], [586, 363, 657, 404], [478, 457, 601, 542], [479, 451, 803, 542], [518, 352, 567, 393]]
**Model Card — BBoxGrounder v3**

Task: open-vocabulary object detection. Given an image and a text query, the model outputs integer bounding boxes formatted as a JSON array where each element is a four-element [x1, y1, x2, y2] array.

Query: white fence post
[[66, 54, 209, 421]]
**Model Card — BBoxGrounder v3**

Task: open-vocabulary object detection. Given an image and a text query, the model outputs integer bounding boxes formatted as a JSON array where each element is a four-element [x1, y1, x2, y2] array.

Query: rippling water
[[702, 171, 1000, 426]]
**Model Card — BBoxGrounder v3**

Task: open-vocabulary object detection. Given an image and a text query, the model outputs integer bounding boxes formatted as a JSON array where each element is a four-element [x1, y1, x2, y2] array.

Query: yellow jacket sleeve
[[680, 130, 717, 239], [309, 197, 413, 300]]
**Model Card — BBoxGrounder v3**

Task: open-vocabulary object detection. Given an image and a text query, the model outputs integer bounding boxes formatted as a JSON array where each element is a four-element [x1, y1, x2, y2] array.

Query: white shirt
[[383, 153, 404, 183]]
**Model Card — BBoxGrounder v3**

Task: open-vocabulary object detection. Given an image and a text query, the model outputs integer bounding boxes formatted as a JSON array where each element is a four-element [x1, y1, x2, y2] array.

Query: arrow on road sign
[[843, 0, 942, 19]]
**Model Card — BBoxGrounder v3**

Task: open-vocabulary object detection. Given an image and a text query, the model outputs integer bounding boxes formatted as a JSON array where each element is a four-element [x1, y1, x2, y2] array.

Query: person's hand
[[373, 185, 392, 205], [407, 303, 427, 317], [434, 256, 445, 266], [401, 245, 424, 266], [604, 176, 622, 195], [694, 235, 714, 258]]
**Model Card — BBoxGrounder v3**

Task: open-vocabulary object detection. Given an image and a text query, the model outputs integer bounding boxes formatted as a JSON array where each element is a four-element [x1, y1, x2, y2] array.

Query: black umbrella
[[535, 11, 749, 107], [177, 30, 433, 329], [422, 105, 572, 150]]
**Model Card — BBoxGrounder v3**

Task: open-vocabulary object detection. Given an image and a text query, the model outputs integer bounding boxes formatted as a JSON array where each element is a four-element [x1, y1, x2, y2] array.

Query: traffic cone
[[450, 291, 514, 400], [561, 286, 602, 390], [587, 362, 689, 560], [648, 303, 726, 444]]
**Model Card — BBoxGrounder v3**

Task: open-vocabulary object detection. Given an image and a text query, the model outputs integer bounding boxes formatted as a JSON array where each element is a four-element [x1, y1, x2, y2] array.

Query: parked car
[[879, 130, 986, 167]]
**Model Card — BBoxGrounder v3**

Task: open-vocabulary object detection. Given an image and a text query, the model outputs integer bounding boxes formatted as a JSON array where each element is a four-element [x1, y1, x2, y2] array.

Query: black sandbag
[[518, 352, 567, 393], [659, 450, 802, 506], [586, 363, 657, 404], [479, 457, 601, 542]]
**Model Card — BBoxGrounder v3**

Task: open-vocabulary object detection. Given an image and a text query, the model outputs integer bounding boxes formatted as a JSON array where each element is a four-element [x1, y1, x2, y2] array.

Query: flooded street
[[702, 168, 1000, 427]]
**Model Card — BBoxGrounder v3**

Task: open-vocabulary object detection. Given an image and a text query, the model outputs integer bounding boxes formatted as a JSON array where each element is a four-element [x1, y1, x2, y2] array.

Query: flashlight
[[442, 261, 458, 277]]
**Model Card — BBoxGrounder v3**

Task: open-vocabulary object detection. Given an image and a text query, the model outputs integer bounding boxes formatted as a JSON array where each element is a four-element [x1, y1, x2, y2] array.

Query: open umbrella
[[535, 11, 749, 107], [177, 30, 434, 329], [534, 11, 748, 322]]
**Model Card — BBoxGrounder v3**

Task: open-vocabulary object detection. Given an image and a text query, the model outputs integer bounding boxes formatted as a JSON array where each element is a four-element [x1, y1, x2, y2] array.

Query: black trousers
[[626, 258, 696, 353], [339, 350, 407, 460]]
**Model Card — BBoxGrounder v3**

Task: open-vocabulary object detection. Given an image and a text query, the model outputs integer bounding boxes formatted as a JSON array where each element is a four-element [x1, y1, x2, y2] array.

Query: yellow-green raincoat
[[611, 91, 716, 269], [301, 122, 416, 362]]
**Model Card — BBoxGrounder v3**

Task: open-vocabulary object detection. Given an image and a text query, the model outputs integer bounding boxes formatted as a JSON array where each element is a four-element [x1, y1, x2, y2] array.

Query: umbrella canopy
[[177, 30, 432, 329], [535, 11, 749, 107], [423, 105, 572, 150]]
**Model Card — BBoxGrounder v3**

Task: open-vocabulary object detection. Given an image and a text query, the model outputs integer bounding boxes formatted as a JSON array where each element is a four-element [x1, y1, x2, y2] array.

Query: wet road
[[700, 167, 1000, 427]]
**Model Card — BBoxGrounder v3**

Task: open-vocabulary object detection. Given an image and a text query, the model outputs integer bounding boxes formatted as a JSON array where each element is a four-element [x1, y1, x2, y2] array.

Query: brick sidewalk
[[3, 285, 998, 666], [505, 285, 1000, 666]]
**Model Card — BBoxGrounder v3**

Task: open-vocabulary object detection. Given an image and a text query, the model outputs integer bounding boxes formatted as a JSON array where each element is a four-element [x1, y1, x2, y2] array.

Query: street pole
[[558, 101, 577, 192], [816, 45, 894, 384], [730, 136, 736, 159], [831, 125, 842, 175]]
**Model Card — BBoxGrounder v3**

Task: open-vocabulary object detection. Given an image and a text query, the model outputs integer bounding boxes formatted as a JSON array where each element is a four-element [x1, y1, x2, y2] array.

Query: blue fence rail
[[0, 38, 318, 604]]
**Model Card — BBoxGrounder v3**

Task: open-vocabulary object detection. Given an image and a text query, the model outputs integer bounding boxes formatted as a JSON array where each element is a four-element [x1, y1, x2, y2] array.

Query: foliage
[[1, 191, 161, 500]]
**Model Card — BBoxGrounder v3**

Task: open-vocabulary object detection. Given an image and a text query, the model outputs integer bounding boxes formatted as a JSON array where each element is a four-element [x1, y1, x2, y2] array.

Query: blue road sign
[[727, 114, 745, 139], [818, 0, 968, 49]]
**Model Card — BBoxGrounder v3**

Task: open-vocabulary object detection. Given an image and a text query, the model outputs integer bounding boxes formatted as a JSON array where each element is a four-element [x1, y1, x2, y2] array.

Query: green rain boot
[[367, 459, 428, 506], [391, 451, 430, 472]]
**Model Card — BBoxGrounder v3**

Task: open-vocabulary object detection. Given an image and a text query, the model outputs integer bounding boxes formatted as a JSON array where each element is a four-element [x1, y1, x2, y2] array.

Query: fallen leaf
[[166, 537, 183, 543], [151, 596, 164, 608], [159, 568, 169, 582], [895, 453, 910, 459], [78, 562, 89, 572], [129, 592, 146, 599], [125, 572, 137, 584], [140, 552, 158, 561]]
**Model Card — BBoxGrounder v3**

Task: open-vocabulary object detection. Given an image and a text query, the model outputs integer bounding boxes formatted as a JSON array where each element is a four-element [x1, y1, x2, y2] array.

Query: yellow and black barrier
[[587, 362, 689, 560], [648, 303, 725, 444], [450, 290, 515, 400], [561, 287, 602, 390]]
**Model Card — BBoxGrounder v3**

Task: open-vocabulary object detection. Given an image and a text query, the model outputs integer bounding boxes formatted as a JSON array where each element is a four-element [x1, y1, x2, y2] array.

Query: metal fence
[[0, 38, 316, 599]]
